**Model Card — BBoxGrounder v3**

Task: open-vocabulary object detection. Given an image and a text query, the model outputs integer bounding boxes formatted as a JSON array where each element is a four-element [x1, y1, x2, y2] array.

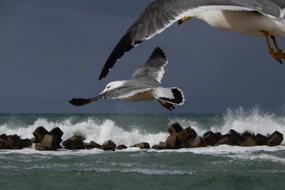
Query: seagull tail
[[154, 87, 185, 107]]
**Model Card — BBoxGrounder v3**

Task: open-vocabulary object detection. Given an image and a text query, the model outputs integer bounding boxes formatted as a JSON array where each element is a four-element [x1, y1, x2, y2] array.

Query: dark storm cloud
[[0, 0, 284, 113]]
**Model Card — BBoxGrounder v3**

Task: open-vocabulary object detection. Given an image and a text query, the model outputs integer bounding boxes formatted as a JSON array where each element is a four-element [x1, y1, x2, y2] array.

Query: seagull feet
[[269, 48, 285, 64], [158, 100, 175, 111]]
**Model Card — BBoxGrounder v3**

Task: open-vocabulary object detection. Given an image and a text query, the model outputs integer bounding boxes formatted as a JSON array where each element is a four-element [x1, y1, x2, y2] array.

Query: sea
[[0, 108, 285, 190]]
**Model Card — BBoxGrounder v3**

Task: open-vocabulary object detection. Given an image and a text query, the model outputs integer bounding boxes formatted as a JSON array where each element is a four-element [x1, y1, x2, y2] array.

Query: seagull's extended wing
[[131, 47, 168, 84], [102, 81, 153, 100], [98, 0, 285, 80]]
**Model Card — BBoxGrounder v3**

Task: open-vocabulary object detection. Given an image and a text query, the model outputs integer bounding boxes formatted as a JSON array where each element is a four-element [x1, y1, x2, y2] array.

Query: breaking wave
[[170, 107, 285, 143], [0, 107, 284, 147], [0, 118, 168, 146]]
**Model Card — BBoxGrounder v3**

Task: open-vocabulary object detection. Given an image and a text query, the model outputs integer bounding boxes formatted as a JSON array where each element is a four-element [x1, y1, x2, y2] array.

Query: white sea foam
[[0, 108, 284, 149], [84, 167, 193, 176], [217, 108, 285, 136], [0, 119, 168, 146], [1, 145, 285, 166], [171, 107, 285, 144], [227, 153, 285, 164], [147, 145, 285, 155]]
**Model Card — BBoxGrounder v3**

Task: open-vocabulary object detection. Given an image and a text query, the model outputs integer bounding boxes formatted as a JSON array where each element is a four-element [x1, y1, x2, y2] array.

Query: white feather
[[183, 5, 253, 17], [154, 60, 168, 84], [195, 9, 285, 37], [101, 81, 127, 95], [281, 8, 285, 18], [117, 88, 153, 99], [154, 87, 174, 99], [145, 5, 253, 41], [153, 87, 185, 105]]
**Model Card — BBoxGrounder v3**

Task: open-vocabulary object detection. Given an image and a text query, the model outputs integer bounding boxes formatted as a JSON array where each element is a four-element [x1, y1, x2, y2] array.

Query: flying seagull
[[99, 0, 285, 80], [70, 47, 185, 111]]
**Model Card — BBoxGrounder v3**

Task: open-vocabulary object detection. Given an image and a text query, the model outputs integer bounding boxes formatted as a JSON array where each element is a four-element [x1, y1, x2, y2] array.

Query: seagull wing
[[230, 0, 284, 17], [99, 0, 284, 80], [131, 47, 168, 84], [102, 81, 153, 100], [270, 0, 285, 16], [272, 0, 285, 8]]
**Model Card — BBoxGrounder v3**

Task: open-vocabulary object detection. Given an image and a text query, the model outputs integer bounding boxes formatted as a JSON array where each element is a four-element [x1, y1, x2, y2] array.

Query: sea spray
[[0, 108, 284, 146], [0, 118, 168, 146], [170, 108, 285, 144], [217, 108, 285, 138]]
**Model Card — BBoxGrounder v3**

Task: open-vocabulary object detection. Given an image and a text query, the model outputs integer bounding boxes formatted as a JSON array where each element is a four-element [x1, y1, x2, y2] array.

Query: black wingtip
[[69, 98, 94, 107], [98, 69, 109, 80], [159, 88, 185, 105], [177, 20, 184, 25], [150, 47, 167, 60], [99, 31, 142, 80]]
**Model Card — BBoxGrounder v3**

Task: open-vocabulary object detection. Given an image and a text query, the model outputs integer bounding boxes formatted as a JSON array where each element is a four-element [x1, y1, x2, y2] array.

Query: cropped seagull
[[99, 0, 285, 80], [70, 47, 185, 111]]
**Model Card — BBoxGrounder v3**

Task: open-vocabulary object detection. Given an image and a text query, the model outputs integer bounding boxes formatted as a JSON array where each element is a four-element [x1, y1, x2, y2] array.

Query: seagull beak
[[99, 90, 105, 96]]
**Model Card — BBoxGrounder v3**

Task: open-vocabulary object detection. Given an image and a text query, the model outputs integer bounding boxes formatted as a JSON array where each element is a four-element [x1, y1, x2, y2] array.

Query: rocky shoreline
[[0, 123, 283, 151]]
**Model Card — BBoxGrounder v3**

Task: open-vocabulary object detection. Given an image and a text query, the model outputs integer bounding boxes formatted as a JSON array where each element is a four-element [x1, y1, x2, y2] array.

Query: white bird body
[[100, 80, 157, 101], [195, 10, 285, 36]]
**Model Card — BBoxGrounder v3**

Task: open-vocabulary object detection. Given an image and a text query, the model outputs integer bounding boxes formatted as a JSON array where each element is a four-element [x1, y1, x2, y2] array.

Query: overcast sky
[[0, 0, 285, 113]]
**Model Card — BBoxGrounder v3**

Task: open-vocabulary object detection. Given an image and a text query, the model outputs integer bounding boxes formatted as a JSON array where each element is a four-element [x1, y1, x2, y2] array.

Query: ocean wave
[[227, 153, 285, 164], [218, 108, 285, 136], [0, 119, 168, 146], [1, 145, 285, 157], [170, 108, 285, 144], [0, 108, 284, 146]]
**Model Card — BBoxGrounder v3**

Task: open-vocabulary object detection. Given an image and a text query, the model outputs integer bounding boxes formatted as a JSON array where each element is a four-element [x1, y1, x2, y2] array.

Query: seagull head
[[100, 80, 126, 95]]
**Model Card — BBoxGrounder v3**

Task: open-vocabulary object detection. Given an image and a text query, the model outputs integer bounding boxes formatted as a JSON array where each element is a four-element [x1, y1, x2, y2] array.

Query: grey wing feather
[[230, 0, 284, 18], [132, 47, 168, 83], [270, 0, 285, 14], [271, 0, 285, 7], [104, 82, 153, 99]]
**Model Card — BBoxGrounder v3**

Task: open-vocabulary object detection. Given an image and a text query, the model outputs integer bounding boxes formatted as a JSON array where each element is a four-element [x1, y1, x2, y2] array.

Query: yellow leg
[[271, 35, 285, 54], [261, 30, 285, 64], [178, 16, 191, 25]]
